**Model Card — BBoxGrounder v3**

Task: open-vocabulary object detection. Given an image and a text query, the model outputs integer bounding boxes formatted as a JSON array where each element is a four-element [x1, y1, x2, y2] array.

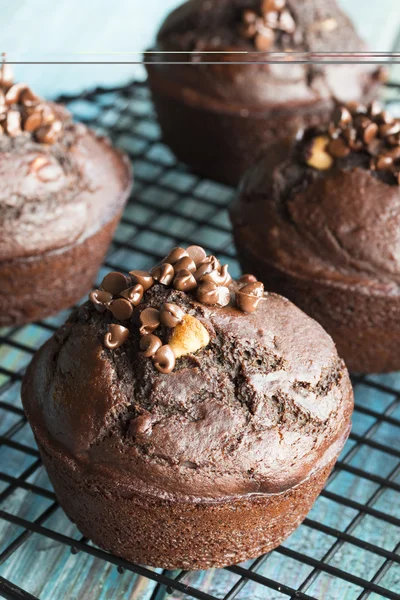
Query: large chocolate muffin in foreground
[[146, 0, 383, 185], [231, 101, 400, 373], [22, 245, 353, 569], [0, 66, 132, 326]]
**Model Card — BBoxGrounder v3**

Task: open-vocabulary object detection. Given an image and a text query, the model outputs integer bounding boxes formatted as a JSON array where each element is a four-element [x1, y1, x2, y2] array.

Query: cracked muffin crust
[[22, 247, 353, 569], [0, 70, 132, 325], [231, 101, 400, 373], [145, 0, 383, 185]]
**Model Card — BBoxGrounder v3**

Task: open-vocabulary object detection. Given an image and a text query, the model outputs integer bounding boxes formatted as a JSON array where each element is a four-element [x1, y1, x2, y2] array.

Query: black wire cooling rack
[[0, 78, 400, 600]]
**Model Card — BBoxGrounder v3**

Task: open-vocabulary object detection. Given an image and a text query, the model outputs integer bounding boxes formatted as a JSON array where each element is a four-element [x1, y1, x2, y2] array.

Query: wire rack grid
[[0, 78, 399, 600]]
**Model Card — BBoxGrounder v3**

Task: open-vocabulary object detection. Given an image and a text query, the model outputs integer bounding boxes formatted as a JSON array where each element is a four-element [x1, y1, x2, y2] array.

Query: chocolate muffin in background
[[231, 101, 400, 373], [0, 65, 132, 326], [145, 0, 384, 186], [22, 245, 353, 569]]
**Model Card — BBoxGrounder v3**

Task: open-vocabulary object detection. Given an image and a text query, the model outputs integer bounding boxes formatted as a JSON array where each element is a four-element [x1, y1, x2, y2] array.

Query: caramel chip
[[169, 314, 210, 359], [306, 136, 333, 170]]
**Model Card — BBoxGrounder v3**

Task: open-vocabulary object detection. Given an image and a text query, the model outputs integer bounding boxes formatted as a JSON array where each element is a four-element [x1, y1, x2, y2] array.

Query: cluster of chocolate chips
[[240, 0, 295, 51], [305, 101, 400, 184], [0, 62, 64, 143], [88, 245, 265, 374]]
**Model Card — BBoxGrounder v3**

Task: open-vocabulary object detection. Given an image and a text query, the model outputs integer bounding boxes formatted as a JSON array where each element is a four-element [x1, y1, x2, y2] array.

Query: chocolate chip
[[240, 282, 265, 297], [5, 110, 21, 137], [333, 105, 352, 128], [376, 110, 394, 125], [367, 138, 382, 156], [4, 83, 28, 105], [255, 27, 274, 51], [262, 0, 286, 12], [140, 334, 162, 357], [327, 137, 350, 158], [101, 271, 128, 295], [369, 101, 382, 118], [201, 264, 231, 287], [89, 289, 113, 312], [0, 63, 13, 88], [384, 146, 400, 160], [163, 247, 188, 265], [159, 303, 185, 328], [109, 298, 134, 321], [20, 87, 40, 107], [174, 256, 197, 273], [197, 281, 230, 307], [239, 274, 258, 284], [362, 122, 378, 144], [346, 102, 367, 116], [129, 270, 154, 292], [151, 263, 175, 286], [24, 109, 43, 132], [139, 307, 160, 335], [278, 9, 295, 34], [186, 245, 207, 266], [194, 261, 214, 281], [379, 122, 400, 138], [35, 120, 62, 144], [120, 284, 144, 306], [153, 345, 176, 374], [104, 324, 129, 349], [199, 255, 220, 271], [242, 9, 258, 25], [235, 291, 262, 313], [173, 269, 197, 291], [387, 133, 400, 147], [375, 155, 393, 171]]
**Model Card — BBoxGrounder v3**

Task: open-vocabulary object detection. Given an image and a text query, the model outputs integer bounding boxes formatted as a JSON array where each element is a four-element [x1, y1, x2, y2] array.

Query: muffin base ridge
[[35, 429, 348, 570], [0, 212, 123, 327]]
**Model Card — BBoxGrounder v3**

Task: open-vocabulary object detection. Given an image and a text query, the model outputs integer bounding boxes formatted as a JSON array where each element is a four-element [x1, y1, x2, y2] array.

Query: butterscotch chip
[[306, 136, 333, 170], [169, 314, 210, 359]]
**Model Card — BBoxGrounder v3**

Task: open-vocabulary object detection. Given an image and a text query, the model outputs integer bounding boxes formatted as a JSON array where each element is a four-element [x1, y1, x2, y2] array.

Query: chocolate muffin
[[145, 0, 383, 185], [231, 101, 400, 373], [0, 66, 132, 326], [22, 245, 353, 569]]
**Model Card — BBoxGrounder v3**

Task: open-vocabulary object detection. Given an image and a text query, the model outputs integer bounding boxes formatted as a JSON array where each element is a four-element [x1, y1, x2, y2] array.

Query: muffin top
[[150, 0, 382, 109], [0, 66, 132, 261], [232, 101, 400, 293], [22, 246, 353, 501]]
